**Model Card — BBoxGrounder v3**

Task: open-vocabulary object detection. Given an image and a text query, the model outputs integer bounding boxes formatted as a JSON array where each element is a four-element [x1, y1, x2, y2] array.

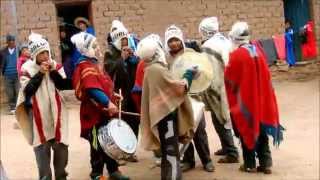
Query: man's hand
[[107, 102, 119, 117], [40, 62, 50, 73], [121, 46, 133, 60], [113, 93, 123, 105]]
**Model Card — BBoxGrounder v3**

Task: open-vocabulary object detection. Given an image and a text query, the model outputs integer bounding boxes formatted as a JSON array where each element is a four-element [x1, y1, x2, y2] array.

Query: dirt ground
[[0, 63, 319, 180]]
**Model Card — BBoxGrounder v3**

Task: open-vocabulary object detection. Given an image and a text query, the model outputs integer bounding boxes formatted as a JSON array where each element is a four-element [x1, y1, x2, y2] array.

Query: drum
[[171, 51, 214, 93], [179, 97, 205, 155], [189, 97, 205, 131], [97, 119, 137, 160]]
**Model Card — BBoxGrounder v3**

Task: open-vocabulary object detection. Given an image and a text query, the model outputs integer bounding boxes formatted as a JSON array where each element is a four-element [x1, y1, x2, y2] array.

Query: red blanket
[[302, 21, 318, 59], [273, 35, 286, 61], [225, 44, 283, 150]]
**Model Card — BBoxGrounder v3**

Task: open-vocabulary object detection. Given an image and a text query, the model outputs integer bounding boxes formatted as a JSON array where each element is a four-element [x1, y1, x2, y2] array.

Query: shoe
[[214, 149, 227, 156], [155, 158, 161, 167], [181, 162, 195, 172], [8, 109, 15, 115], [257, 166, 272, 174], [203, 161, 215, 172], [239, 164, 257, 173], [217, 156, 239, 163], [126, 155, 138, 162], [117, 159, 127, 166], [109, 171, 130, 180]]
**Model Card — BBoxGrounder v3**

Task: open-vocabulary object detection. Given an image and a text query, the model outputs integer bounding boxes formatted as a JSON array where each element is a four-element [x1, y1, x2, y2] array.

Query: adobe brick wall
[[92, 0, 286, 51], [1, 0, 61, 61], [1, 0, 287, 62]]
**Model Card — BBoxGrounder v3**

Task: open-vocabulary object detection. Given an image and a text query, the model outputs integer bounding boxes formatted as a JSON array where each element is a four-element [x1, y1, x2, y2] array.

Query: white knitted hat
[[28, 33, 50, 60], [229, 21, 250, 44], [199, 17, 219, 40], [164, 25, 185, 53]]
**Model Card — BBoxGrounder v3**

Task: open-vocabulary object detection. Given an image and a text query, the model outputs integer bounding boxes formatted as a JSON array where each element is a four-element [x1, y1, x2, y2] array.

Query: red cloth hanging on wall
[[273, 35, 286, 61], [302, 21, 318, 59]]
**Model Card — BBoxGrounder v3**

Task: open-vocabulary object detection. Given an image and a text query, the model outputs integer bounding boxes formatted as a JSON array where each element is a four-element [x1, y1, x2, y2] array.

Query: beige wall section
[[0, 0, 290, 61]]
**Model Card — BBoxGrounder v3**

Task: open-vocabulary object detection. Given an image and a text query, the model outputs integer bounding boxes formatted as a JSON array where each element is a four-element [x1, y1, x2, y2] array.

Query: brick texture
[[0, 0, 318, 61]]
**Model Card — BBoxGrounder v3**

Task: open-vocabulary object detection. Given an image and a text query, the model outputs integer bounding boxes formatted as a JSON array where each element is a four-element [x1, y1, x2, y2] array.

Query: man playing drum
[[71, 32, 130, 180], [137, 34, 197, 180], [165, 25, 214, 172]]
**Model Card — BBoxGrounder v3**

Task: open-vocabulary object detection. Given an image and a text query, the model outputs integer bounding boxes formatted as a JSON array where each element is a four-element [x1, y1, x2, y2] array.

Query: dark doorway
[[283, 0, 311, 61], [56, 1, 93, 37], [55, 1, 93, 78]]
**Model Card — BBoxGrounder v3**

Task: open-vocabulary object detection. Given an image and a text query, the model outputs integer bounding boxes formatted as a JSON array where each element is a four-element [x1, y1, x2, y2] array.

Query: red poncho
[[225, 44, 283, 150], [72, 60, 115, 137]]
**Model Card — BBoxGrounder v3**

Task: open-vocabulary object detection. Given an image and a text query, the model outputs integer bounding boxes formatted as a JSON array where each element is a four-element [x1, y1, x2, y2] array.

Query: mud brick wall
[[1, 0, 288, 61], [92, 0, 286, 50], [1, 0, 61, 61]]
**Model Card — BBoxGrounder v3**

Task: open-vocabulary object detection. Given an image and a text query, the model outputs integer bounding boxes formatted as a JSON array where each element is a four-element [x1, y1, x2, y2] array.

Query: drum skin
[[97, 119, 137, 160], [171, 51, 214, 93]]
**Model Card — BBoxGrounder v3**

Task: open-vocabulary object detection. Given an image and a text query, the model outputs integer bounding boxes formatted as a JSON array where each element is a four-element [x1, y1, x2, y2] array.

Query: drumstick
[[121, 111, 140, 117], [118, 89, 122, 126], [90, 98, 140, 117]]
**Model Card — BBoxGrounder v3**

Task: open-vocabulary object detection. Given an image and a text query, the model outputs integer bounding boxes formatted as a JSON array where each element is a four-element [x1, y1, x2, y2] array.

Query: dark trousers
[[158, 112, 181, 180], [123, 114, 140, 138], [33, 139, 68, 180], [241, 130, 272, 169], [87, 128, 119, 178], [182, 115, 212, 166], [211, 111, 239, 158], [4, 76, 19, 110]]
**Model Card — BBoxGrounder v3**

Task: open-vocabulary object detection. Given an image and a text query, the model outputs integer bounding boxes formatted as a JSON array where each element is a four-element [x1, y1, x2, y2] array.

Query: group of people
[[0, 15, 284, 180]]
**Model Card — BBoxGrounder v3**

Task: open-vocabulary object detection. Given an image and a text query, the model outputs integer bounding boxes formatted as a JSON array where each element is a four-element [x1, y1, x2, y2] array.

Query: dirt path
[[1, 77, 319, 180]]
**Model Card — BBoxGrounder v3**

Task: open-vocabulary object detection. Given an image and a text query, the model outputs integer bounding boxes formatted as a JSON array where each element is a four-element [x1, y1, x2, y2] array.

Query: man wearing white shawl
[[15, 33, 71, 180]]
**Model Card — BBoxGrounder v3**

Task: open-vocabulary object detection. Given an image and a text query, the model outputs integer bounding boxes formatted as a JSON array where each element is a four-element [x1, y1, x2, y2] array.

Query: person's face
[[121, 38, 128, 48], [60, 31, 66, 39], [7, 40, 15, 48], [78, 22, 87, 31], [168, 38, 183, 54], [21, 48, 30, 57], [285, 22, 291, 29], [36, 51, 49, 65]]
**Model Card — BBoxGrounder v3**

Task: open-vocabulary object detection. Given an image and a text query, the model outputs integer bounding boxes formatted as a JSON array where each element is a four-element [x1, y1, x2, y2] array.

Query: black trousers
[[86, 126, 119, 178], [34, 139, 68, 180], [182, 114, 212, 166], [122, 113, 140, 137], [211, 111, 239, 158], [241, 130, 272, 169], [158, 112, 181, 180]]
